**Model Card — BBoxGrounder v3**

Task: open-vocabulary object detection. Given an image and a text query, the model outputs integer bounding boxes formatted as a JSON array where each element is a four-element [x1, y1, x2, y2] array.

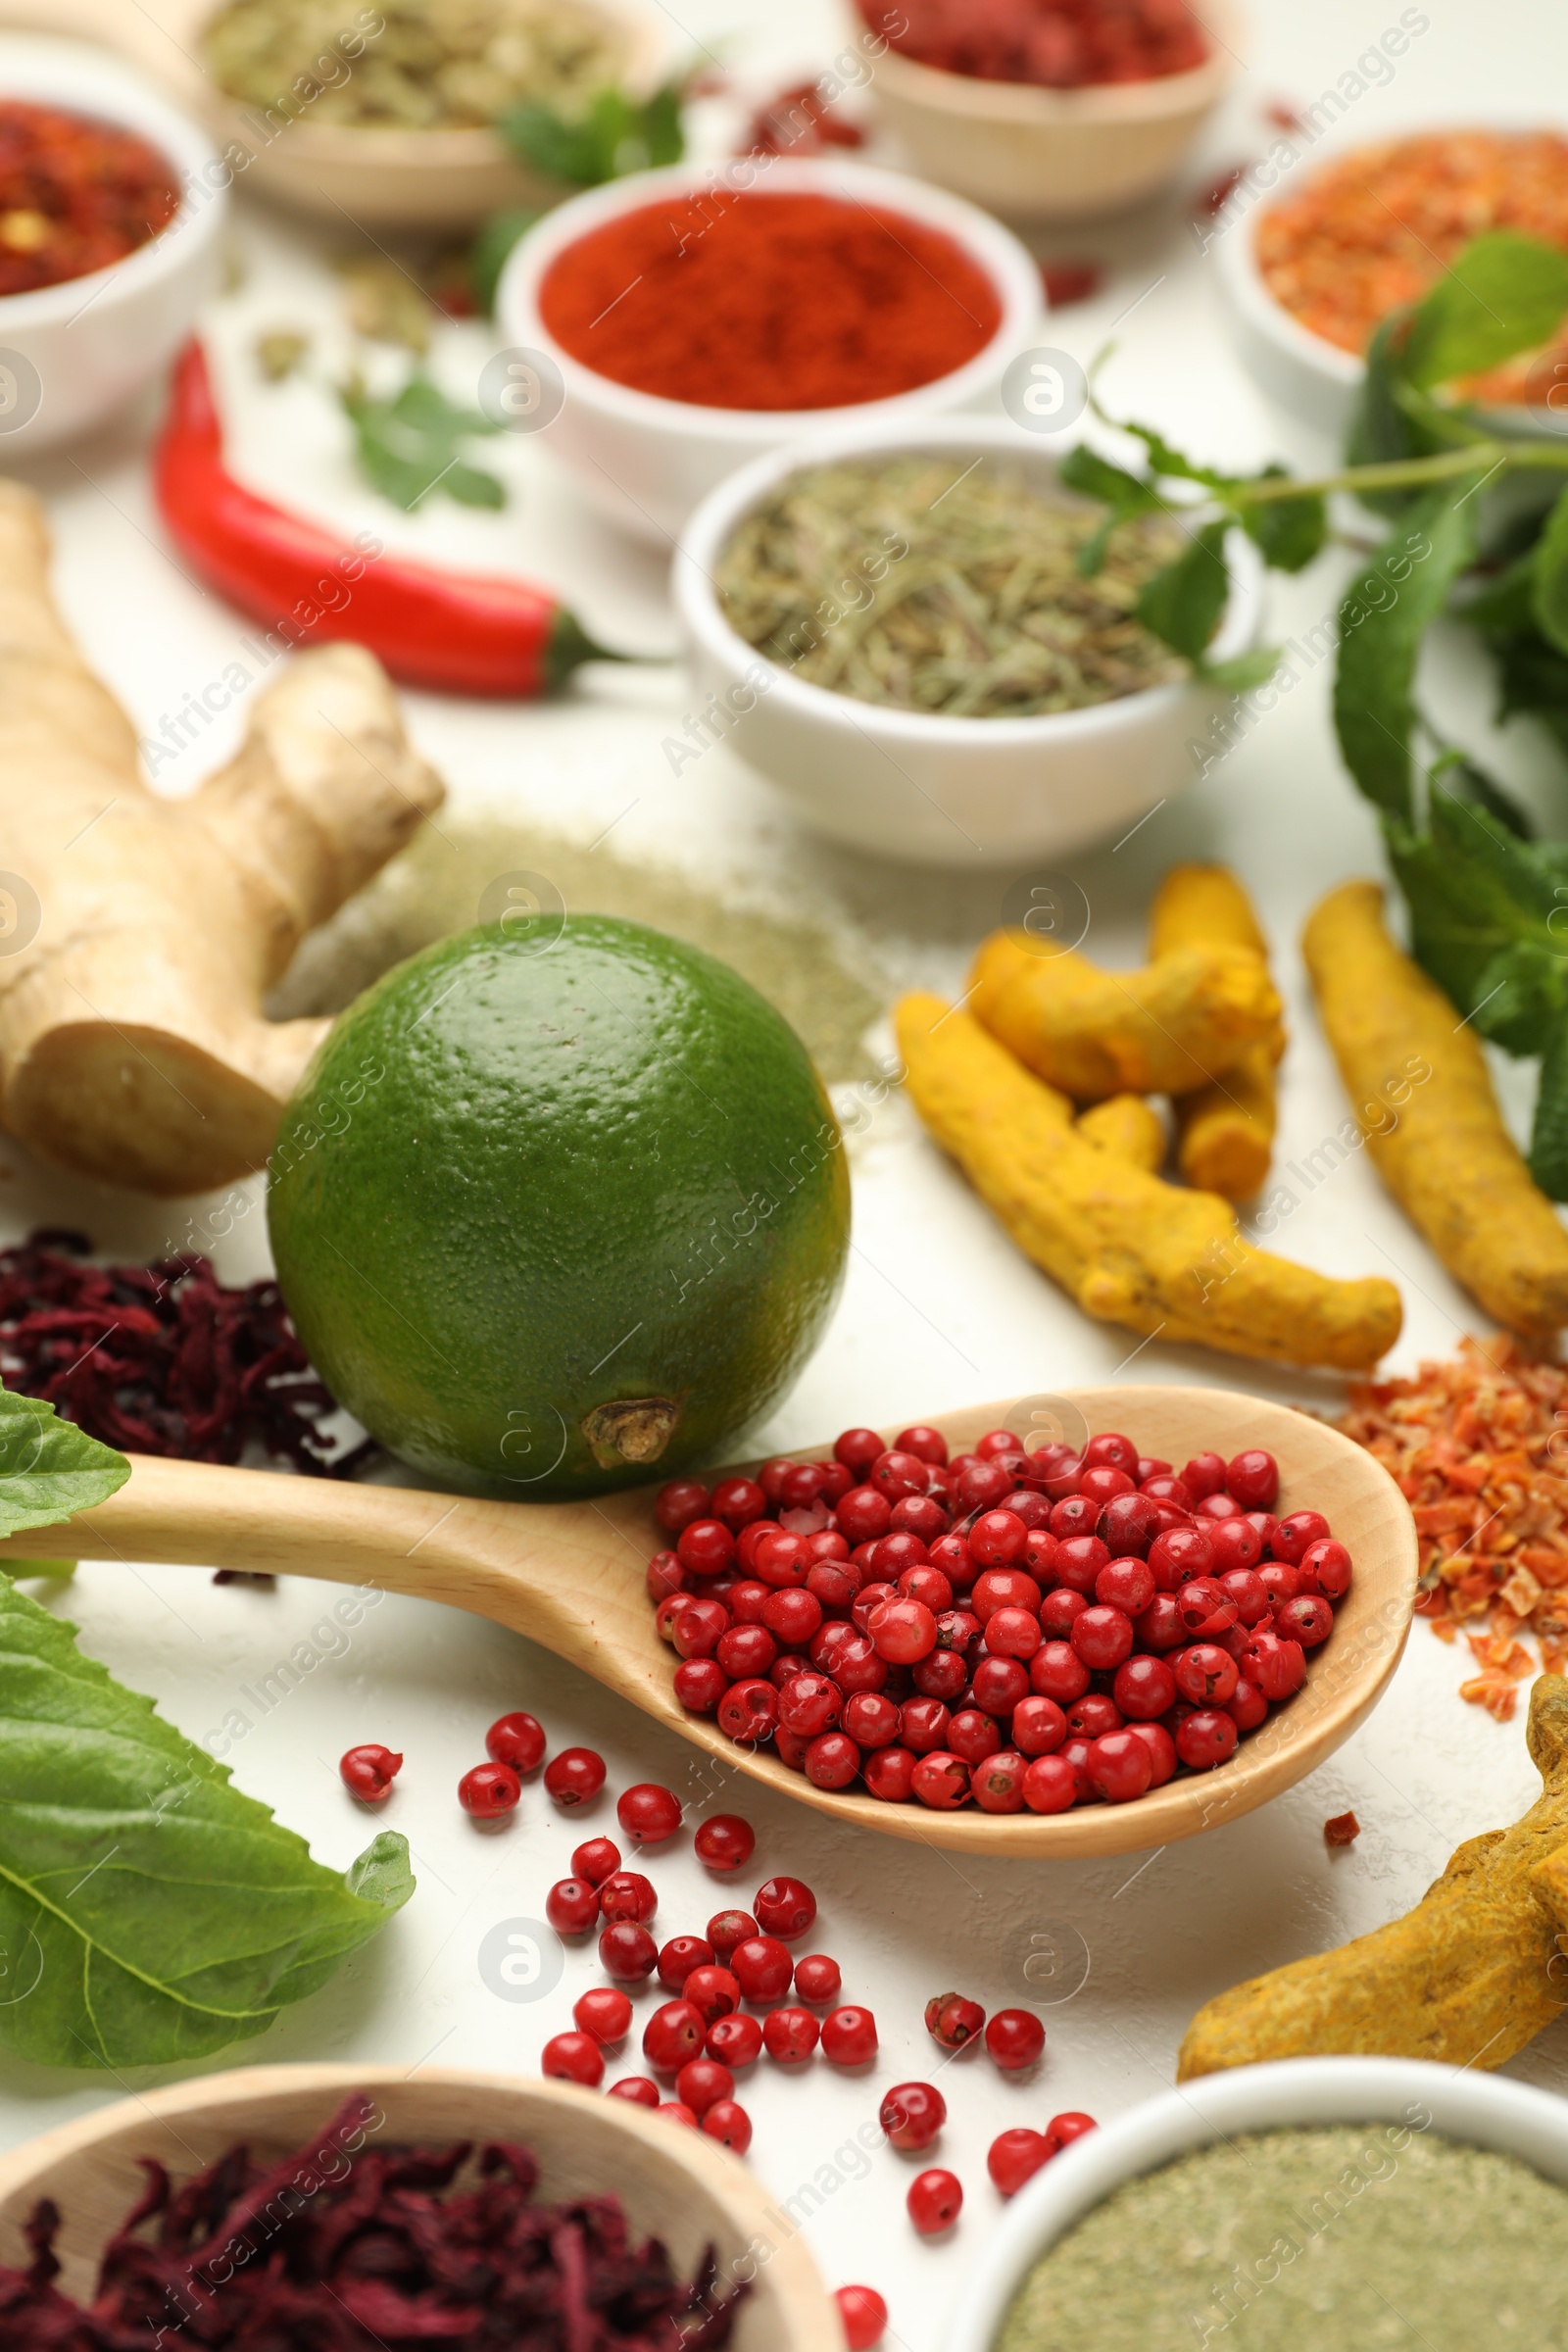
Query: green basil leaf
[[1402, 231, 1568, 390], [1532, 1011, 1568, 1200], [1333, 482, 1479, 818], [1203, 646, 1283, 692], [1135, 518, 1230, 663], [1532, 484, 1568, 657], [1056, 445, 1161, 510], [1429, 747, 1533, 839], [0, 1576, 413, 2068], [1494, 626, 1568, 757], [1114, 419, 1231, 490], [1461, 548, 1540, 636], [1239, 467, 1327, 573], [0, 1391, 126, 1540], [469, 208, 544, 316]]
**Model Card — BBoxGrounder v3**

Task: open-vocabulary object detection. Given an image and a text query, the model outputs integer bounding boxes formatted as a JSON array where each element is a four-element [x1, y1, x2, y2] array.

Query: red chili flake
[[1324, 1811, 1361, 1846], [858, 0, 1208, 86], [1195, 164, 1249, 219], [1041, 261, 1103, 307], [0, 2092, 750, 2346], [0, 99, 179, 297], [0, 1229, 373, 1478], [1264, 98, 1306, 131], [740, 80, 865, 158]]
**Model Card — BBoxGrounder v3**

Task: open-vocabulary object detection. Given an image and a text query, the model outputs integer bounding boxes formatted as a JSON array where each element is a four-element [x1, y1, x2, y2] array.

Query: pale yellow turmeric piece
[[1302, 881, 1568, 1338], [1150, 863, 1285, 1200], [896, 993, 1401, 1371], [968, 929, 1281, 1102], [1179, 1675, 1568, 2080], [1076, 1092, 1166, 1173]]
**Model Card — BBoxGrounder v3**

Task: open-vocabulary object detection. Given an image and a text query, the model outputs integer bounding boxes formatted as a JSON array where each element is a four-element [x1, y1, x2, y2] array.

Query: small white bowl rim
[[951, 2055, 1568, 2352], [675, 414, 1263, 746], [495, 155, 1044, 442], [871, 0, 1242, 123], [0, 34, 220, 330]]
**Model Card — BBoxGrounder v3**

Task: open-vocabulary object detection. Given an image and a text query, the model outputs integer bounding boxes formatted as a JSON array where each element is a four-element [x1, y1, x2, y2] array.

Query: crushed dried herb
[[0, 2091, 749, 2347], [0, 1229, 372, 1477], [1337, 1336, 1568, 1718], [715, 456, 1191, 717]]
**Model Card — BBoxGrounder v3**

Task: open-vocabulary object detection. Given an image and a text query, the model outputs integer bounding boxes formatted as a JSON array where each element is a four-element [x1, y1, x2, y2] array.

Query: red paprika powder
[[539, 190, 1003, 412], [0, 101, 179, 298]]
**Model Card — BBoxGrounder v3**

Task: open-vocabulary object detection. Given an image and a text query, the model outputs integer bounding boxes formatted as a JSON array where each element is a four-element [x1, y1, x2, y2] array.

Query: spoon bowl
[[0, 1386, 1416, 1857]]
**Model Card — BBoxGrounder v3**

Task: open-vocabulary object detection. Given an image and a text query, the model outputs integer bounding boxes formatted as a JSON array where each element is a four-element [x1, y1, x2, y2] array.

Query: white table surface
[[1, 3, 1565, 2343]]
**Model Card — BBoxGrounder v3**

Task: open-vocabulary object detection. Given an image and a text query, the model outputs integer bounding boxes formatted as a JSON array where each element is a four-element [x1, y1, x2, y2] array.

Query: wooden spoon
[[0, 1385, 1416, 1858], [0, 2063, 832, 2346]]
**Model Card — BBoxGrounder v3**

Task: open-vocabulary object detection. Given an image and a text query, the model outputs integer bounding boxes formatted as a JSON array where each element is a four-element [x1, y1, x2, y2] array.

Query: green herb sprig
[[340, 372, 505, 511], [1090, 230, 1568, 1195]]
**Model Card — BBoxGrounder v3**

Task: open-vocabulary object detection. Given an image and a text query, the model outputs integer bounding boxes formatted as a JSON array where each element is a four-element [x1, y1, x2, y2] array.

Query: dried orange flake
[[1256, 130, 1568, 402], [1337, 1338, 1568, 1717]]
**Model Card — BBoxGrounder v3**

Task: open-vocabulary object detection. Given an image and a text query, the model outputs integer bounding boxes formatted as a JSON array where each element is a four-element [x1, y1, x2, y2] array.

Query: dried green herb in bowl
[[203, 0, 629, 132], [714, 456, 1192, 719]]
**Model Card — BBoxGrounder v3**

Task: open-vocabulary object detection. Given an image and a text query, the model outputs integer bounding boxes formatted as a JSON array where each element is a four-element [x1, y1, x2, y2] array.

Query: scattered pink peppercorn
[[617, 1784, 683, 1841], [707, 1908, 759, 1960], [707, 2011, 762, 2067], [730, 1936, 793, 2004], [792, 1952, 843, 2005], [822, 2004, 877, 2065], [545, 1877, 600, 1936], [598, 1921, 658, 1983], [541, 2030, 603, 2087], [762, 2005, 820, 2064], [606, 2075, 661, 2106], [879, 2082, 945, 2151], [925, 1990, 985, 2049], [694, 1813, 756, 1872], [836, 2283, 889, 2348], [574, 1986, 632, 2043], [599, 1870, 657, 1925], [683, 1964, 742, 2024], [703, 2099, 753, 2153], [907, 2168, 961, 2235], [485, 1710, 545, 1773], [571, 1836, 620, 1886], [658, 1935, 715, 1993], [338, 1744, 401, 1802], [675, 2056, 734, 2115], [458, 1760, 519, 1820], [989, 2128, 1053, 2197], [543, 1746, 605, 1807], [643, 1999, 705, 2073], [985, 2008, 1046, 2071], [754, 1875, 817, 1939]]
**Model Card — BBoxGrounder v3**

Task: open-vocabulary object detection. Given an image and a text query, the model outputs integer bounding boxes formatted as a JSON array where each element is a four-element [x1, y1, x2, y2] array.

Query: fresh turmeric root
[[967, 929, 1281, 1102], [1302, 881, 1568, 1339], [1179, 1674, 1568, 2079], [1076, 1093, 1166, 1173], [896, 993, 1401, 1371], [0, 481, 445, 1196], [1150, 864, 1284, 1200]]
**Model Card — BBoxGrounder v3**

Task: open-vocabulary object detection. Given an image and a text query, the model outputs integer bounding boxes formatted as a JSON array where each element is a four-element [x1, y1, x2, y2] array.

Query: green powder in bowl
[[998, 2123, 1568, 2351]]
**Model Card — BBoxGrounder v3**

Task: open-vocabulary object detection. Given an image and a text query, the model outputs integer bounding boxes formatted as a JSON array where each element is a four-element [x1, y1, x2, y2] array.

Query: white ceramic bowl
[[868, 0, 1243, 223], [952, 2056, 1568, 2352], [674, 416, 1263, 868], [0, 35, 224, 455], [494, 158, 1043, 544]]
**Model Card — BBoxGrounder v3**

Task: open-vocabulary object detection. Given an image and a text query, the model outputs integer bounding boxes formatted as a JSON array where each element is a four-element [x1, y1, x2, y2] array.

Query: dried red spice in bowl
[[0, 2091, 750, 2347], [858, 0, 1209, 88], [0, 1228, 372, 1476], [0, 99, 178, 299], [537, 190, 1003, 412]]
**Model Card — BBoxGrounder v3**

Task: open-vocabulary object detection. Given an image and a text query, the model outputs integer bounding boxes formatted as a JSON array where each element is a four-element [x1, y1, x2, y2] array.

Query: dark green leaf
[[1056, 445, 1161, 510], [1345, 316, 1427, 514], [501, 80, 687, 186], [1494, 627, 1568, 757], [640, 77, 686, 168], [1532, 484, 1568, 656], [1402, 232, 1568, 390], [1384, 784, 1568, 1053], [347, 1831, 416, 1909], [1461, 548, 1539, 635], [1429, 747, 1533, 838], [1113, 419, 1230, 490], [1532, 1010, 1568, 1199], [341, 374, 506, 513], [0, 1391, 126, 1541], [1239, 466, 1327, 573], [0, 1576, 414, 2067], [1135, 518, 1231, 664], [1333, 481, 1479, 818]]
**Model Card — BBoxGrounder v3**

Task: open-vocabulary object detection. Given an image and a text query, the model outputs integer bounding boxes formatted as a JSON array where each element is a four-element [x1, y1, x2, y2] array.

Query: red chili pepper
[[153, 339, 624, 698]]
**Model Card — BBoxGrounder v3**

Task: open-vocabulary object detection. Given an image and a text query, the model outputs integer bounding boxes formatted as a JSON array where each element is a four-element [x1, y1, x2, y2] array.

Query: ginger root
[[1076, 1092, 1166, 1173], [896, 993, 1401, 1371], [1150, 863, 1284, 1200], [1179, 1674, 1568, 2079], [0, 481, 444, 1196], [1302, 881, 1568, 1338], [968, 929, 1281, 1102]]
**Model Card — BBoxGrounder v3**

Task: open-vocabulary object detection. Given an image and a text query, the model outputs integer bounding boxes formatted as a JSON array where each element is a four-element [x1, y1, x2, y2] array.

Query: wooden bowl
[[0, 0, 668, 231], [866, 0, 1242, 222], [0, 2064, 832, 2349]]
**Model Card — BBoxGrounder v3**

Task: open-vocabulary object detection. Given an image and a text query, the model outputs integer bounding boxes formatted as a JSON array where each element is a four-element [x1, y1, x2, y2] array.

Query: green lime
[[268, 914, 850, 1498]]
